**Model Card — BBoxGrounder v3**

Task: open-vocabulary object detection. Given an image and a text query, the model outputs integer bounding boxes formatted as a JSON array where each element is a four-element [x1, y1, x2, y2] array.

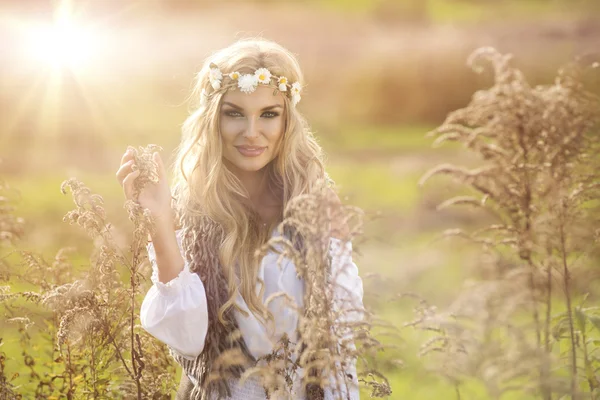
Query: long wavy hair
[[171, 38, 331, 330]]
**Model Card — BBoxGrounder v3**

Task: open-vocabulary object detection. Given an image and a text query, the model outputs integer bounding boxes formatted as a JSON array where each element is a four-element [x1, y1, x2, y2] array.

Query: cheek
[[264, 118, 285, 142], [220, 119, 243, 141]]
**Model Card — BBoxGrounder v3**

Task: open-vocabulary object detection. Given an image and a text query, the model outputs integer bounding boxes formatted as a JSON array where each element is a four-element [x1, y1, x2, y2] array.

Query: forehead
[[221, 85, 285, 109]]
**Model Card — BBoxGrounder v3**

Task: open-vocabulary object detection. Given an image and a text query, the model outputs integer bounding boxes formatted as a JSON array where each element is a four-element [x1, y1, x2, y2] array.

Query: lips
[[236, 146, 266, 151], [235, 145, 266, 157]]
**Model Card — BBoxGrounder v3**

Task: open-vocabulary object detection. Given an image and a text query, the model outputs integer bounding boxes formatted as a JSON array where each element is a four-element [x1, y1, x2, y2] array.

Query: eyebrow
[[222, 102, 283, 111]]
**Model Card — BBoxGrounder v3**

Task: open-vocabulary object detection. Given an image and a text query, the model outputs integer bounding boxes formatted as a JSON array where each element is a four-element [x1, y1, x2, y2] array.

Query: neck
[[227, 161, 269, 206]]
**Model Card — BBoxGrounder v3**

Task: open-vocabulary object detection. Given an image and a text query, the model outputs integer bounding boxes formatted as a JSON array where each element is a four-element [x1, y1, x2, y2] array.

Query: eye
[[224, 110, 243, 118], [262, 111, 279, 118]]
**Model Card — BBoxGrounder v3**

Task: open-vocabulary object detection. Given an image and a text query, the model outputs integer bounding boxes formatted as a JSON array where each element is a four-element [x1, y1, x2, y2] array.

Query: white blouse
[[140, 228, 363, 399]]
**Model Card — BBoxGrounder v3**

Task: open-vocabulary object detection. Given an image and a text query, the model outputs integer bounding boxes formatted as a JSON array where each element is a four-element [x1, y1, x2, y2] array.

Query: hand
[[115, 149, 174, 225]]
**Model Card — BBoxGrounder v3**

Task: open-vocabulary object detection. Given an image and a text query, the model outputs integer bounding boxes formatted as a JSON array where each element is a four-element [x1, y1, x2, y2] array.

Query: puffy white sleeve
[[324, 237, 363, 400], [140, 229, 209, 360]]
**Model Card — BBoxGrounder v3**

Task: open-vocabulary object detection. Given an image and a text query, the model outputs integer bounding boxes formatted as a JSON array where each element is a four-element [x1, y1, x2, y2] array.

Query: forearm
[[150, 216, 185, 284]]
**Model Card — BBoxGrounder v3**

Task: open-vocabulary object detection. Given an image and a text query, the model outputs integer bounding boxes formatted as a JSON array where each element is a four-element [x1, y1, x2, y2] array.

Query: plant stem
[[131, 231, 143, 400], [559, 205, 578, 399], [541, 261, 552, 400], [66, 341, 74, 400]]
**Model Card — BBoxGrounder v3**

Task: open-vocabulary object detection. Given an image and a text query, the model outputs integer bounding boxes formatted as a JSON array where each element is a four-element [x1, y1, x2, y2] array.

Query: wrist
[[154, 207, 174, 223], [151, 210, 175, 238]]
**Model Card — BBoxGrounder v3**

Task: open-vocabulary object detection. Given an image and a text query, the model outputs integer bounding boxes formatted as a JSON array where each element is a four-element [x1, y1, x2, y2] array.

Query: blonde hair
[[171, 38, 330, 328]]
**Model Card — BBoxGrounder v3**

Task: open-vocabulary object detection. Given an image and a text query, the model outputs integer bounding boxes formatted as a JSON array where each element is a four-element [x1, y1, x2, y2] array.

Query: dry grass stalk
[[416, 47, 600, 399], [0, 145, 177, 398], [1, 144, 398, 398], [231, 183, 396, 398], [179, 181, 397, 398]]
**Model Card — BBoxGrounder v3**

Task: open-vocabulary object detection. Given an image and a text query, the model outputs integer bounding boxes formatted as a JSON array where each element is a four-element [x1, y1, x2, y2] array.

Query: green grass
[[5, 172, 130, 250], [328, 161, 424, 212], [319, 124, 439, 154], [319, 125, 448, 215], [426, 0, 575, 22], [312, 0, 598, 22], [369, 287, 597, 400]]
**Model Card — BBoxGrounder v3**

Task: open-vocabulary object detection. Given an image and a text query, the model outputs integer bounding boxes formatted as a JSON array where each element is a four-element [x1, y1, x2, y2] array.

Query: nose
[[242, 116, 260, 139]]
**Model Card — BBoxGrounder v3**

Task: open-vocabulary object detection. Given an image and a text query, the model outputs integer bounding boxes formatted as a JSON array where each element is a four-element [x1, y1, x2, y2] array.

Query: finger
[[115, 159, 136, 185], [120, 148, 135, 167], [116, 159, 136, 183], [122, 170, 141, 200], [153, 152, 166, 180]]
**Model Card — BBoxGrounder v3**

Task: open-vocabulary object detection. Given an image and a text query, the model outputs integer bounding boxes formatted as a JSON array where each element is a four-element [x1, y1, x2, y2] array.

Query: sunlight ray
[[4, 72, 50, 138]]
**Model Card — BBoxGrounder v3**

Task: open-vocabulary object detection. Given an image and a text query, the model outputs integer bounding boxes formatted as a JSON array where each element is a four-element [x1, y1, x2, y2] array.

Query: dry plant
[[413, 47, 600, 399], [174, 181, 397, 399], [0, 171, 25, 400], [0, 146, 177, 398], [230, 183, 396, 399], [1, 145, 398, 399]]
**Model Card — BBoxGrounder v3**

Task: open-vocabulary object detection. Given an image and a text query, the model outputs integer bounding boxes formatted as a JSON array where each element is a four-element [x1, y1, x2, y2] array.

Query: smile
[[235, 146, 266, 157]]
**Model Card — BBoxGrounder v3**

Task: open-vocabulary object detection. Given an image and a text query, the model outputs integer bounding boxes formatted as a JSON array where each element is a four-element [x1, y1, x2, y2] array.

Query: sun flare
[[26, 18, 95, 69]]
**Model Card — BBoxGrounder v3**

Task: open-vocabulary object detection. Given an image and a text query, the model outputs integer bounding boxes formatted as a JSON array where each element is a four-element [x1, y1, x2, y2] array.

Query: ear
[[325, 188, 350, 239]]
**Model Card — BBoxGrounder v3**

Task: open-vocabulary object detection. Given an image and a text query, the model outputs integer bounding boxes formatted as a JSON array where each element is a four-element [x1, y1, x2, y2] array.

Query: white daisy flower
[[291, 93, 301, 106], [229, 71, 240, 80], [254, 68, 272, 84], [238, 73, 258, 93], [209, 67, 222, 81], [278, 76, 288, 91], [209, 67, 222, 90], [291, 82, 302, 96]]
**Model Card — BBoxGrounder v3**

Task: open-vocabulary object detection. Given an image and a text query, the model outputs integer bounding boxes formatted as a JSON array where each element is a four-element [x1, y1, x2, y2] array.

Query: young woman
[[116, 38, 363, 399]]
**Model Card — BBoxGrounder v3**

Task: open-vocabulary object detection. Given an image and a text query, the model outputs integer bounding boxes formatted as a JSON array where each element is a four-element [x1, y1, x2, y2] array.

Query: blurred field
[[1, 0, 599, 398]]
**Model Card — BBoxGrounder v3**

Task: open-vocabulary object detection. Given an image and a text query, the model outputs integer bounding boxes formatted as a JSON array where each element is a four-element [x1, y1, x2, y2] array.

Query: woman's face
[[220, 85, 286, 175]]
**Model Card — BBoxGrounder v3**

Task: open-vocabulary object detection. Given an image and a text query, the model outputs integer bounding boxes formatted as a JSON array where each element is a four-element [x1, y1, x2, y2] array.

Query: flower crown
[[201, 63, 302, 107]]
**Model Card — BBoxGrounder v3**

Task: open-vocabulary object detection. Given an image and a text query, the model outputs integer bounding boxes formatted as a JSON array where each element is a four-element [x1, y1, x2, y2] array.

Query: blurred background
[[1, 0, 599, 398]]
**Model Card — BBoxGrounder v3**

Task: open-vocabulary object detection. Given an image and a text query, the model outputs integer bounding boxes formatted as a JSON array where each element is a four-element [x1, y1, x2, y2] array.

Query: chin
[[226, 157, 268, 172], [238, 163, 266, 172]]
